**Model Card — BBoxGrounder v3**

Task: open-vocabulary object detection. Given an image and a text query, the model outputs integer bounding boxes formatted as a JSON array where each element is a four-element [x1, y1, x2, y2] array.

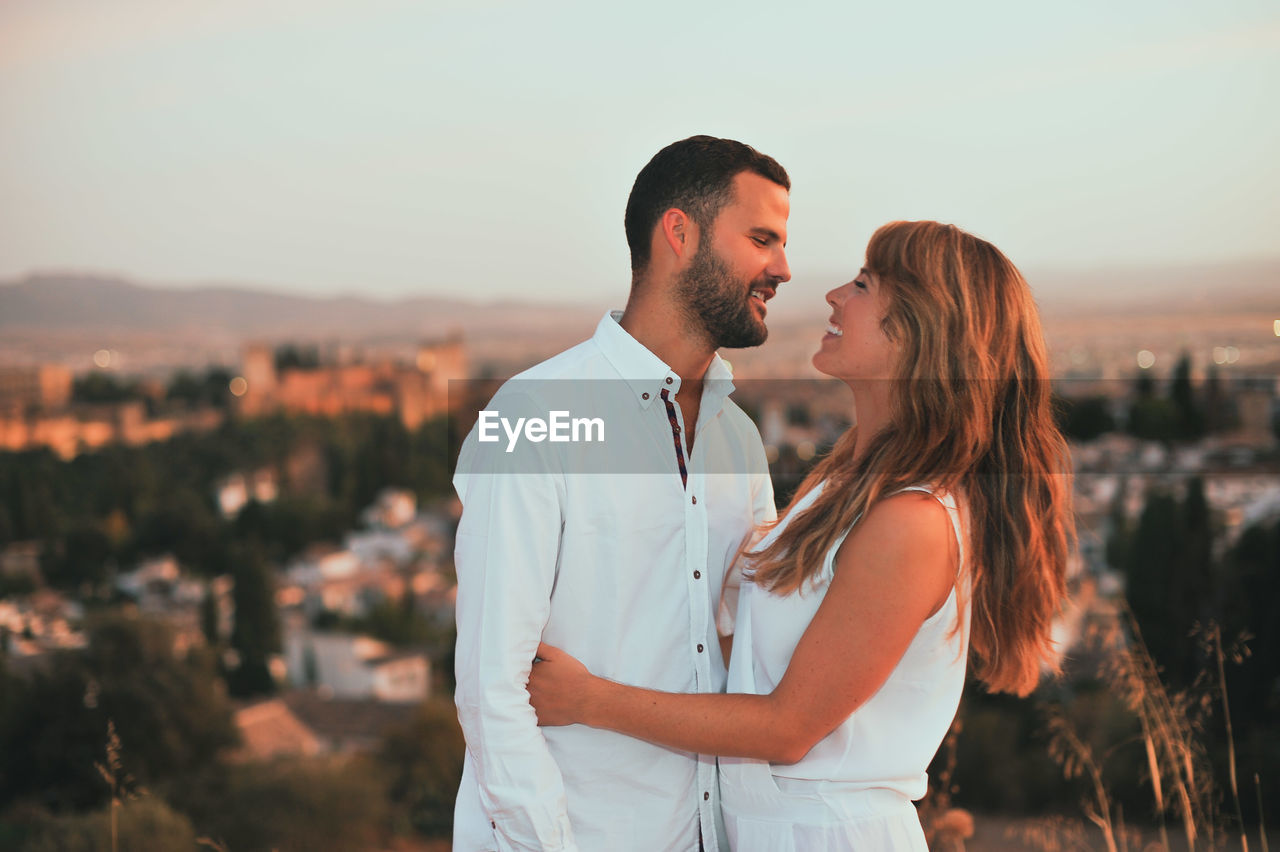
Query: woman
[[527, 221, 1073, 850]]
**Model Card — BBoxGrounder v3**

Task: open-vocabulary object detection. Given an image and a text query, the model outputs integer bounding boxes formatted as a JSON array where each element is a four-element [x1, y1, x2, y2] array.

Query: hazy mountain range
[[3, 257, 1275, 338], [0, 274, 604, 341], [1, 260, 1275, 375]]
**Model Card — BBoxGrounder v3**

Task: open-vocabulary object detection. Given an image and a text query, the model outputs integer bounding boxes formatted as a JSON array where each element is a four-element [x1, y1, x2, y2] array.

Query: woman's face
[[811, 267, 900, 384]]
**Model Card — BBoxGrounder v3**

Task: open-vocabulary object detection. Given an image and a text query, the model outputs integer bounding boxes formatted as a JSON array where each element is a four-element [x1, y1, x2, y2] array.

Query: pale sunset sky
[[1, 0, 1277, 302]]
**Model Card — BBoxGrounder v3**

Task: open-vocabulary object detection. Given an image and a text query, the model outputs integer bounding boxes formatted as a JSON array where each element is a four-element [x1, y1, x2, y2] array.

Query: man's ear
[[658, 208, 697, 261]]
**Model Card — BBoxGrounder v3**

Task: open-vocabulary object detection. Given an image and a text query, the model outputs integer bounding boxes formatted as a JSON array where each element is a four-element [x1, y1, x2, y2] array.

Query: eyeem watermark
[[477, 410, 605, 453]]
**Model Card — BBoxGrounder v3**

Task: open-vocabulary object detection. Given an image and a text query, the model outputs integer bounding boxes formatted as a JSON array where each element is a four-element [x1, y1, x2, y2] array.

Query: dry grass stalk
[[1255, 774, 1268, 852], [94, 719, 138, 852], [1009, 814, 1095, 852], [1143, 732, 1170, 851], [1045, 708, 1119, 852], [1207, 623, 1250, 851], [1097, 606, 1216, 850]]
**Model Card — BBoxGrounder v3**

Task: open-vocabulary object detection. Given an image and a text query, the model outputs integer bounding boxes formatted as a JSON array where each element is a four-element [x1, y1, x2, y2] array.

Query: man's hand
[[528, 643, 596, 727]]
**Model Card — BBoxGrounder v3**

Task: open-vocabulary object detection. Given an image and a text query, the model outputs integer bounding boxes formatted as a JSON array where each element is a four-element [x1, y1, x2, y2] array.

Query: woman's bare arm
[[527, 492, 958, 764]]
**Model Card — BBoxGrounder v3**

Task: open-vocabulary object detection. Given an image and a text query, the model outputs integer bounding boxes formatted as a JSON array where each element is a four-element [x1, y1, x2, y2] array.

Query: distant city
[[0, 268, 1277, 847]]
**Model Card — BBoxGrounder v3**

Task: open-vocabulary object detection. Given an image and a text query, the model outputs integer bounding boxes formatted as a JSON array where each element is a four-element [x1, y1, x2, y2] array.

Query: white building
[[283, 626, 430, 703], [361, 487, 417, 530]]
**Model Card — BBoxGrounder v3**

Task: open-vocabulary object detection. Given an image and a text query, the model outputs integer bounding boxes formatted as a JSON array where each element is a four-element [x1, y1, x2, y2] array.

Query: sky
[[1, 0, 1278, 303]]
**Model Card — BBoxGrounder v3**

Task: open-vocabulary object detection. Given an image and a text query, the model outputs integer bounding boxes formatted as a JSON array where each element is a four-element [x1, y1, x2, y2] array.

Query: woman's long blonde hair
[[748, 221, 1073, 697]]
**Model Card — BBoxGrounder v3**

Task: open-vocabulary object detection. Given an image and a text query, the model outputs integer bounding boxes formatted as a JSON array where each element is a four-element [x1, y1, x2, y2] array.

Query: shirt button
[[693, 570, 701, 579], [691, 495, 697, 504], [697, 644, 704, 653], [642, 392, 649, 400], [490, 820, 496, 829], [704, 792, 710, 801], [665, 377, 673, 384]]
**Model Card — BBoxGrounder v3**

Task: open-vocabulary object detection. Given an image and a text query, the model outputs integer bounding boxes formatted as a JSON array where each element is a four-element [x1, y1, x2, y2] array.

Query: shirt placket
[[663, 379, 717, 850]]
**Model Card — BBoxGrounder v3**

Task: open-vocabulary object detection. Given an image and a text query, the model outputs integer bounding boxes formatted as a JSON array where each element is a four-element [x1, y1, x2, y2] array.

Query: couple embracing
[[451, 136, 1072, 851]]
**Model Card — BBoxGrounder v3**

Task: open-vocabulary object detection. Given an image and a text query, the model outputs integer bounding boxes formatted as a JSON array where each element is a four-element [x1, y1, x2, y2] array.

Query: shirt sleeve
[[453, 391, 579, 851]]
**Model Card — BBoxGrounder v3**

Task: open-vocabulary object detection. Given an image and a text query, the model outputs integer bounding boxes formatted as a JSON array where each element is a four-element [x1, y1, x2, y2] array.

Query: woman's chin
[[811, 350, 835, 378]]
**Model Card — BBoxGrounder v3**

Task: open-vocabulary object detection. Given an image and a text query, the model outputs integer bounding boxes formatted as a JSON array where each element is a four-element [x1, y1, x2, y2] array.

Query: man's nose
[[770, 247, 791, 284]]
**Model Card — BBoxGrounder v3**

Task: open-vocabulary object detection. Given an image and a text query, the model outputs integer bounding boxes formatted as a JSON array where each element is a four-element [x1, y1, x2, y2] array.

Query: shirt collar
[[592, 310, 737, 411]]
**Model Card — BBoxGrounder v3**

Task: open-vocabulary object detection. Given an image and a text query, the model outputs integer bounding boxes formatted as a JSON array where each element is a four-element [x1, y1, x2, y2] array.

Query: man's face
[[675, 171, 791, 349]]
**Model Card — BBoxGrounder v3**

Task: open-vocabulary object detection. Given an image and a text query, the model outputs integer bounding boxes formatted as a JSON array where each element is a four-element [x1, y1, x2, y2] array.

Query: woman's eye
[[854, 279, 868, 290]]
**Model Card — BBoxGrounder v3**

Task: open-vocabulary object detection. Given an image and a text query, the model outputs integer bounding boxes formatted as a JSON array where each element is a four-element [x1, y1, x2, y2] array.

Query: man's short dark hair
[[624, 135, 790, 274]]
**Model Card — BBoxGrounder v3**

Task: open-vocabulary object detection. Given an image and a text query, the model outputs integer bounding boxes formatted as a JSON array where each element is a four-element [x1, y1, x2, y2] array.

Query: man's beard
[[675, 241, 769, 349]]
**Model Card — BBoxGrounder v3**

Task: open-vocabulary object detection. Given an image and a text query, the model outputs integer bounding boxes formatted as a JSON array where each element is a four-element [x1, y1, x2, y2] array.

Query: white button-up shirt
[[453, 311, 775, 852]]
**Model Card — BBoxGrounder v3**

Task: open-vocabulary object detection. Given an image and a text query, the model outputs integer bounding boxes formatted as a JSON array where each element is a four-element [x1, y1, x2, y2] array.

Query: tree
[[71, 373, 144, 405], [1104, 478, 1132, 572], [169, 758, 388, 852], [227, 544, 280, 697], [1124, 479, 1216, 691], [1124, 490, 1181, 676], [45, 522, 112, 590], [20, 797, 199, 852], [1125, 367, 1174, 442], [0, 614, 237, 812], [131, 486, 223, 575], [1169, 353, 1206, 441], [1057, 394, 1116, 443], [1203, 364, 1236, 434], [274, 343, 320, 371], [1221, 518, 1280, 731], [165, 366, 233, 410], [379, 700, 466, 837], [200, 582, 220, 647]]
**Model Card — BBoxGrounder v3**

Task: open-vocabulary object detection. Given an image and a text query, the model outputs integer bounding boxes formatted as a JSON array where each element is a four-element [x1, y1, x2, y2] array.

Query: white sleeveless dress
[[719, 483, 970, 851]]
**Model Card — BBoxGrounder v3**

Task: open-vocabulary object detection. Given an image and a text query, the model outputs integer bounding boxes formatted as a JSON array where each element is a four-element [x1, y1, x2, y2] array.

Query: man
[[452, 135, 791, 851]]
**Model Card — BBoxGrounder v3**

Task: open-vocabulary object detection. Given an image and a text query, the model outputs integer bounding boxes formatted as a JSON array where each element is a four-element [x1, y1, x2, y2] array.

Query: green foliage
[[233, 496, 350, 564], [1126, 353, 1210, 442], [1127, 396, 1178, 442], [7, 796, 198, 852], [21, 796, 198, 852], [1124, 479, 1216, 690], [172, 758, 389, 852], [0, 412, 454, 590], [165, 367, 233, 409], [71, 373, 147, 406], [378, 700, 466, 837], [0, 571, 37, 597], [1169, 353, 1206, 441], [941, 690, 1067, 813], [274, 344, 320, 371], [1124, 489, 1180, 656], [1104, 497, 1132, 574], [0, 449, 65, 545], [1221, 519, 1280, 732], [227, 544, 280, 698], [48, 523, 113, 588], [1203, 365, 1239, 435], [0, 613, 238, 812], [1118, 484, 1280, 824], [130, 487, 225, 572], [1040, 684, 1155, 816], [1214, 519, 1280, 823], [340, 591, 448, 650], [1056, 395, 1117, 443]]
